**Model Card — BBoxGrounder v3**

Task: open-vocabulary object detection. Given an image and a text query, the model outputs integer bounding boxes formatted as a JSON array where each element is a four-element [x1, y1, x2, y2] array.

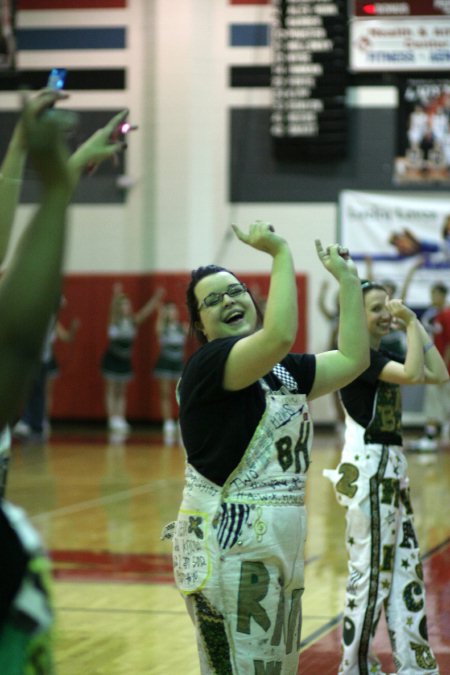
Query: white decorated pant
[[326, 443, 439, 675]]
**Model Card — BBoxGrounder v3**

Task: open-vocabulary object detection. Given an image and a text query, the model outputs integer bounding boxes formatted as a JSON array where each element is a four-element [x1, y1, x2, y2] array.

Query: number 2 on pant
[[335, 462, 359, 498]]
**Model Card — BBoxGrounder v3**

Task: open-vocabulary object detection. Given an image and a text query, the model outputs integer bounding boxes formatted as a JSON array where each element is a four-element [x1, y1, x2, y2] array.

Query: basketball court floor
[[6, 424, 450, 674]]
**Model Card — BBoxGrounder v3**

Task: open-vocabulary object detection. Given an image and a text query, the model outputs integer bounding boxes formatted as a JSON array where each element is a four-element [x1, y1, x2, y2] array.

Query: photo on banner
[[393, 79, 450, 186], [339, 190, 450, 309]]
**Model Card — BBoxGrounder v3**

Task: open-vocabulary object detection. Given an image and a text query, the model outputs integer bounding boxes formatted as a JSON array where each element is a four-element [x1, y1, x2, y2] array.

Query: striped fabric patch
[[217, 503, 250, 550], [17, 27, 126, 50]]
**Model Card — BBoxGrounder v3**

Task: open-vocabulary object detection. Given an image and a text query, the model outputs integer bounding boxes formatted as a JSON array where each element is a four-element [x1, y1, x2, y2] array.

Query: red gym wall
[[52, 272, 307, 421]]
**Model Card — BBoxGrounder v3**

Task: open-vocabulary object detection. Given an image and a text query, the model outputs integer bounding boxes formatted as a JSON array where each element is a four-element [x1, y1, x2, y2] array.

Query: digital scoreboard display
[[270, 0, 348, 158], [350, 0, 450, 71]]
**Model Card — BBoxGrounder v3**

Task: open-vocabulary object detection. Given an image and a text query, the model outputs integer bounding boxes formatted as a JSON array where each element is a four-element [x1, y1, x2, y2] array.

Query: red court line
[[50, 549, 174, 584]]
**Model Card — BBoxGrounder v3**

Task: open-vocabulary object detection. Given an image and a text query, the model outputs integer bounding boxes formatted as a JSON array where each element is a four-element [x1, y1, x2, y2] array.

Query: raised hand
[[21, 93, 72, 188], [68, 109, 129, 179], [231, 221, 287, 256], [15, 88, 70, 150], [385, 298, 416, 325], [315, 239, 358, 281]]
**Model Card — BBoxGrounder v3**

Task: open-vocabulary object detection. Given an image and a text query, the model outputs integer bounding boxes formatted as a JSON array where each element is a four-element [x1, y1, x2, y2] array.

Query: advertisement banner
[[350, 17, 450, 71], [340, 190, 450, 306]]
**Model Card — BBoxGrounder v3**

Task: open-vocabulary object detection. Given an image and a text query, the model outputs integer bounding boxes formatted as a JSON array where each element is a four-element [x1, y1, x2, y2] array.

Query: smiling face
[[194, 271, 258, 342], [364, 288, 392, 348]]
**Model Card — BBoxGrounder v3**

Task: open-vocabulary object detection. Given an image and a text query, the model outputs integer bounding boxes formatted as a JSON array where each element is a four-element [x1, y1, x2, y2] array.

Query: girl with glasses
[[165, 221, 370, 674]]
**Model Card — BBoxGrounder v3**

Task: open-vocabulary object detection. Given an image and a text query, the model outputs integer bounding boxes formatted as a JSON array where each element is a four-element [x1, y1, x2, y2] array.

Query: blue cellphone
[[47, 68, 67, 90]]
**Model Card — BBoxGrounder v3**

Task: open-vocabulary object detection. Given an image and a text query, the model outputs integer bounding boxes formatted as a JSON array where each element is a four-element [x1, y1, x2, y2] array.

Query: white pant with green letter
[[324, 420, 439, 675], [171, 382, 312, 674]]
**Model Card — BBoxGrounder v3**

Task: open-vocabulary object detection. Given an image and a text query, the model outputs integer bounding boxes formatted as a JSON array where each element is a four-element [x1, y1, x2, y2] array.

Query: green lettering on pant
[[275, 436, 293, 472], [400, 520, 418, 549], [400, 487, 413, 515], [237, 561, 271, 634], [254, 661, 282, 675], [410, 642, 437, 669], [380, 544, 395, 572], [403, 581, 424, 612], [271, 588, 302, 653], [381, 478, 400, 507]]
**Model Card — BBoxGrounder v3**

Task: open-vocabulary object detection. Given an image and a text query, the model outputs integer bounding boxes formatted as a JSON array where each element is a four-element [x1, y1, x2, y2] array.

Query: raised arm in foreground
[[311, 241, 370, 399]]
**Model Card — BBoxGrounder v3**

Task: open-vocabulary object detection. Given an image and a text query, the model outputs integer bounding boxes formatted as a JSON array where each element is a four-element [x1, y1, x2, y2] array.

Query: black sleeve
[[281, 353, 316, 395], [179, 336, 242, 406], [0, 506, 28, 627], [359, 349, 393, 385]]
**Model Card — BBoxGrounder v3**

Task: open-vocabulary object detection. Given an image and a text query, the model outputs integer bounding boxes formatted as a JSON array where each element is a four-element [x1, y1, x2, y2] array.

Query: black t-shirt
[[0, 504, 28, 627], [178, 336, 316, 485], [340, 348, 403, 445]]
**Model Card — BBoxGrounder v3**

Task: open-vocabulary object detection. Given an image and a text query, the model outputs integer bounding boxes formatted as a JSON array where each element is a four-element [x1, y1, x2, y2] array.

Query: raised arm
[[380, 301, 448, 385], [223, 222, 297, 390], [67, 109, 128, 189], [310, 241, 370, 399], [134, 287, 165, 326], [56, 317, 80, 342], [0, 90, 68, 265], [0, 101, 72, 426], [399, 256, 424, 301]]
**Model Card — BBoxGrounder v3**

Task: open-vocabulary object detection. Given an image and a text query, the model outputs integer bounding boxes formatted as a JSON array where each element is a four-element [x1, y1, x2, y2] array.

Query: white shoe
[[13, 420, 31, 439], [163, 419, 176, 446], [411, 436, 438, 452], [109, 416, 130, 433]]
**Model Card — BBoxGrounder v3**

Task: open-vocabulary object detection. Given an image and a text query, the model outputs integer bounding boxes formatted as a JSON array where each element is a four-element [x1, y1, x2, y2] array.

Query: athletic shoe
[[411, 436, 438, 452]]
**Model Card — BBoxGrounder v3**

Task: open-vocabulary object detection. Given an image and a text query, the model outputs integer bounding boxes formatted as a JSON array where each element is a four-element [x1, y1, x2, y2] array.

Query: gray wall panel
[[230, 107, 449, 202]]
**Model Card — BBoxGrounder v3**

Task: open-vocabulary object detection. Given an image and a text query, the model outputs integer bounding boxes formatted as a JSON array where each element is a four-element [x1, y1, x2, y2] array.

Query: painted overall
[[325, 393, 439, 675], [171, 371, 312, 674]]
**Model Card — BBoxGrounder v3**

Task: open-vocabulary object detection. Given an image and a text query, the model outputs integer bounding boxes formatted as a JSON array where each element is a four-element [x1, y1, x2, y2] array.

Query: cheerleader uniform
[[153, 323, 186, 380], [101, 319, 136, 381]]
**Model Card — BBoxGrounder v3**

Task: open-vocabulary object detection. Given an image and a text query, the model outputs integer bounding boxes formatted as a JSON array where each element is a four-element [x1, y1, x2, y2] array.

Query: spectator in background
[[413, 282, 450, 451], [153, 301, 187, 445], [13, 298, 80, 442], [101, 283, 164, 434]]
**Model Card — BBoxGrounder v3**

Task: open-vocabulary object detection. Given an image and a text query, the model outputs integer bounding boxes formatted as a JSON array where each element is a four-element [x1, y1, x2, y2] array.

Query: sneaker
[[13, 420, 31, 440], [109, 416, 130, 433], [163, 419, 176, 446], [411, 436, 438, 452]]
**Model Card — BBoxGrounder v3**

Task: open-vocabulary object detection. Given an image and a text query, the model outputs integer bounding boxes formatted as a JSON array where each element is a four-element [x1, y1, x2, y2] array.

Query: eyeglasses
[[198, 283, 248, 310]]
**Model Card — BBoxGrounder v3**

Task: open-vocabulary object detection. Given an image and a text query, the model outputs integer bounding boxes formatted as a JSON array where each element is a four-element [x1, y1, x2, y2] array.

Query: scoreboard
[[270, 0, 349, 158]]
